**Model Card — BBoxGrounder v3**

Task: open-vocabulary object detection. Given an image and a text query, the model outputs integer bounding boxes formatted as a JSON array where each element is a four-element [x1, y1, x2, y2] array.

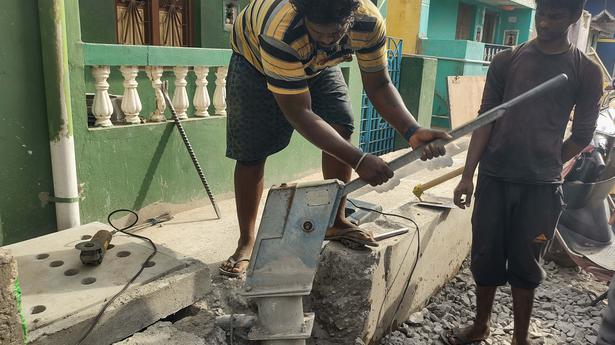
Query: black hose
[[76, 209, 157, 345], [161, 81, 221, 219]]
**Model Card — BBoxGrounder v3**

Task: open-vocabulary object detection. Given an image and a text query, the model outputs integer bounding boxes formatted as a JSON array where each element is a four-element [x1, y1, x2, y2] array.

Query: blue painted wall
[[586, 0, 615, 15]]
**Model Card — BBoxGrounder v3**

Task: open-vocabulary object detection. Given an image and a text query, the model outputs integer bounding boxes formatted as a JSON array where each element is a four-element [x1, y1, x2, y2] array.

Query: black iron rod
[[161, 81, 221, 219]]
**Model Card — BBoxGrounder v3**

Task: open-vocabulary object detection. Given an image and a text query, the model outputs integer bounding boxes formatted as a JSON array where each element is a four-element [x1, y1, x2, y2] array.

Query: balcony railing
[[483, 43, 512, 62], [83, 43, 233, 127]]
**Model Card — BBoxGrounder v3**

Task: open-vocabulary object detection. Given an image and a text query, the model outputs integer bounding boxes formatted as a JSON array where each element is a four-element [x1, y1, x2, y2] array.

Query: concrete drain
[[81, 277, 96, 285], [117, 251, 131, 258], [31, 305, 46, 315], [49, 260, 64, 268], [36, 253, 49, 260], [64, 269, 79, 276]]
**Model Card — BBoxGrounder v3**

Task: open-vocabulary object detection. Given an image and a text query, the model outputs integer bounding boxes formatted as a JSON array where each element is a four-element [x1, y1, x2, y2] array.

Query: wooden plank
[[447, 75, 486, 129]]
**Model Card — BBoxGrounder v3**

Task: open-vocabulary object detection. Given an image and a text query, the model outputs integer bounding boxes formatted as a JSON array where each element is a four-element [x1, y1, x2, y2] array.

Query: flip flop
[[440, 328, 488, 345], [219, 256, 250, 278], [325, 227, 379, 248]]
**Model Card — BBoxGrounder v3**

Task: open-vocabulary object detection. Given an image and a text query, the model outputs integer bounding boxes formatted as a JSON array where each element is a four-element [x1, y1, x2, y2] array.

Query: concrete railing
[[82, 43, 233, 127], [483, 43, 512, 62]]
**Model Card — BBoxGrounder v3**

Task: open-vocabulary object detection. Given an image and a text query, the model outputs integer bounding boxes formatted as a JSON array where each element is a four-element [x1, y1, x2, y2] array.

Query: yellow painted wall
[[385, 0, 422, 54]]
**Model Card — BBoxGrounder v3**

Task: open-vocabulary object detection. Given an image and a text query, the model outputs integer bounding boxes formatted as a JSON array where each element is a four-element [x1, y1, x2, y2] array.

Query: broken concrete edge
[[311, 201, 472, 344], [27, 259, 211, 345], [0, 248, 27, 345]]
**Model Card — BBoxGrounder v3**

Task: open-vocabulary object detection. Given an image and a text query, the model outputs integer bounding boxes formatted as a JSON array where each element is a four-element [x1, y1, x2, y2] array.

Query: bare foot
[[441, 325, 490, 344], [511, 336, 534, 345]]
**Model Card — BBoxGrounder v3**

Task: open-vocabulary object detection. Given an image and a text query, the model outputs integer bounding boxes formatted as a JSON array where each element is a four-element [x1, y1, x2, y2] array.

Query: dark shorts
[[471, 174, 565, 289], [225, 53, 355, 162]]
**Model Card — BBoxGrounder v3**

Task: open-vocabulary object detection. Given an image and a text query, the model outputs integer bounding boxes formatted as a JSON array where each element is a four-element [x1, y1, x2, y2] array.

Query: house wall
[[78, 0, 249, 48], [427, 0, 460, 40], [498, 8, 534, 45], [1, 0, 432, 245], [421, 39, 485, 128], [385, 0, 423, 54], [426, 0, 533, 43], [0, 1, 57, 245]]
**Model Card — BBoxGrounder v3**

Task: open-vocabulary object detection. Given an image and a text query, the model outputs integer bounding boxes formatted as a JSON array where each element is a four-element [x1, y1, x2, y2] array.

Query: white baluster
[[213, 66, 228, 116], [120, 65, 142, 124], [172, 66, 189, 120], [91, 65, 114, 127], [146, 66, 166, 122], [193, 66, 211, 117]]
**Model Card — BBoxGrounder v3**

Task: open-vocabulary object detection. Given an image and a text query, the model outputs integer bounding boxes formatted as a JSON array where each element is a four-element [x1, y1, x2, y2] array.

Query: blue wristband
[[403, 126, 420, 142]]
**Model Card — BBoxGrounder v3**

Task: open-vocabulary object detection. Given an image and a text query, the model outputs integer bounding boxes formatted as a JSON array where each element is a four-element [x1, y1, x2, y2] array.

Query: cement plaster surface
[[4, 222, 189, 330]]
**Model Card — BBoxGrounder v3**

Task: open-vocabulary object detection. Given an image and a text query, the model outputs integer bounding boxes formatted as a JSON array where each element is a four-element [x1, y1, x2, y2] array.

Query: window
[[115, 0, 193, 46], [503, 30, 519, 46]]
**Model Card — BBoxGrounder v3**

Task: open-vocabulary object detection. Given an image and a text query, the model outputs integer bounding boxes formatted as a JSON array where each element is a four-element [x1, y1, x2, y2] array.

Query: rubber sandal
[[325, 227, 379, 248], [219, 256, 250, 278]]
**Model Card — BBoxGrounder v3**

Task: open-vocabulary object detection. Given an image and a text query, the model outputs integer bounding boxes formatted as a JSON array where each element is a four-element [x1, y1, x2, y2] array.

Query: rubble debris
[[381, 260, 608, 345]]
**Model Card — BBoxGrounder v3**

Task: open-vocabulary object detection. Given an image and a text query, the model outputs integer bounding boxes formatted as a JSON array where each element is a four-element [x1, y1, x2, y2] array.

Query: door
[[482, 11, 498, 43], [456, 3, 475, 40]]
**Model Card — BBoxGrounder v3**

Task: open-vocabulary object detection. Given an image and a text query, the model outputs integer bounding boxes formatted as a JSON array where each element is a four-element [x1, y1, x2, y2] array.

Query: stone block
[[0, 249, 25, 345]]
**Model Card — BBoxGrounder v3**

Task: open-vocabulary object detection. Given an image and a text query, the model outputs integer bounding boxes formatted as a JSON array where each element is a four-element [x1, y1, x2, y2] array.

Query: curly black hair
[[290, 0, 361, 24], [535, 0, 586, 15]]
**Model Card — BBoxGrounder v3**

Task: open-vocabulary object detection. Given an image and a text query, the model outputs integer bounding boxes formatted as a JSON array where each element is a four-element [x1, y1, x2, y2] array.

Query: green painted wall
[[74, 64, 363, 224], [419, 0, 431, 39], [421, 39, 485, 128], [202, 0, 250, 48], [79, 0, 115, 44], [75, 47, 365, 226], [498, 8, 533, 45], [427, 0, 459, 40], [0, 1, 57, 245], [395, 55, 437, 148], [427, 0, 533, 44], [78, 0, 248, 48], [0, 0, 389, 245]]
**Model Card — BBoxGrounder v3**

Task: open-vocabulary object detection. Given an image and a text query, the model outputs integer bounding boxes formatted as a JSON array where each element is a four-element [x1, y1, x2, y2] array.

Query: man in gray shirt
[[445, 0, 603, 344]]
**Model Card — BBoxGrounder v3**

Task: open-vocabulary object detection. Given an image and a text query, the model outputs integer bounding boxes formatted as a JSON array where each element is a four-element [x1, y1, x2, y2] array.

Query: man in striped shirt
[[221, 0, 450, 277]]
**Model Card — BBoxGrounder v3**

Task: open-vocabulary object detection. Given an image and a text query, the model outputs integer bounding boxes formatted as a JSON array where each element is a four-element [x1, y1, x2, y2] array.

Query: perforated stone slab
[[3, 222, 208, 345]]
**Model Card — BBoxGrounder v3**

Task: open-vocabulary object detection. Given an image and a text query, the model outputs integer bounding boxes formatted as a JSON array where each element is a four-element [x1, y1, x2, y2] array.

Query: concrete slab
[[109, 142, 474, 345], [3, 222, 211, 345]]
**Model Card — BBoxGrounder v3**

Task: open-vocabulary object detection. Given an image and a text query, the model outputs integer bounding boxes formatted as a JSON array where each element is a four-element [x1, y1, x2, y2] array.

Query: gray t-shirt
[[478, 40, 603, 183]]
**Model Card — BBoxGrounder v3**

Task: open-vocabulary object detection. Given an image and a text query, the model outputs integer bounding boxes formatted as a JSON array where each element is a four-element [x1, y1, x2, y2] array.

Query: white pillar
[[91, 65, 114, 127], [213, 66, 228, 116], [120, 65, 142, 124], [146, 66, 166, 122], [193, 66, 211, 117], [172, 66, 190, 120]]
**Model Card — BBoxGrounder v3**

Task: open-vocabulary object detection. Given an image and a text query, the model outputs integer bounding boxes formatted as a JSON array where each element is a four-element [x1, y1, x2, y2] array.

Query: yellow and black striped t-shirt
[[230, 0, 388, 95]]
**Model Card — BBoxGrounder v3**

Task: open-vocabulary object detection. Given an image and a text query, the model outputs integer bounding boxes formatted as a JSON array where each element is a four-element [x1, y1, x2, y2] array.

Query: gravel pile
[[381, 260, 608, 345]]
